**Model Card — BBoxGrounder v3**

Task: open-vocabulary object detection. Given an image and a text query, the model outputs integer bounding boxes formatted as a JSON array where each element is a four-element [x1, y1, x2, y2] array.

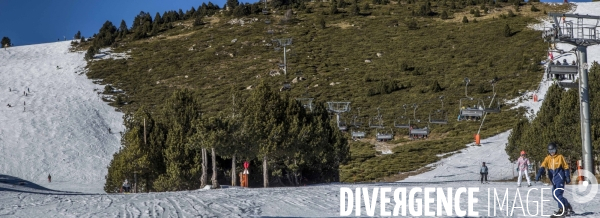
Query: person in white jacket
[[516, 150, 531, 187]]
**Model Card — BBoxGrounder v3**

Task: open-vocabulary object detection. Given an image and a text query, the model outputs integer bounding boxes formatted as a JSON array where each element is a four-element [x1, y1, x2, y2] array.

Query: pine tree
[[440, 10, 449, 19], [462, 16, 469, 23], [119, 20, 129, 38], [319, 17, 326, 29], [241, 81, 285, 188], [74, 31, 81, 40], [330, 0, 338, 14], [154, 12, 163, 25], [504, 24, 512, 37], [338, 0, 346, 8], [1, 36, 12, 48], [226, 0, 240, 11], [351, 3, 360, 15]]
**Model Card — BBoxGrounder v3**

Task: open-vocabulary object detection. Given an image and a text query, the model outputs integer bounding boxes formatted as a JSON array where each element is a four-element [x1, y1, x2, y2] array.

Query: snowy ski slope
[[0, 41, 124, 193], [2, 3, 600, 217]]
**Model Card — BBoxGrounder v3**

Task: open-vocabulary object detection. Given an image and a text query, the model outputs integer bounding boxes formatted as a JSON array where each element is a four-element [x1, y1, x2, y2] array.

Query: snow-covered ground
[[1, 174, 598, 217], [2, 2, 600, 217], [0, 41, 124, 193], [402, 131, 515, 182]]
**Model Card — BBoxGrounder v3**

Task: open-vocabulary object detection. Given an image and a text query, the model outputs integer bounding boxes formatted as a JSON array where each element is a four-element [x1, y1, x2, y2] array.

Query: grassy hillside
[[81, 1, 570, 182]]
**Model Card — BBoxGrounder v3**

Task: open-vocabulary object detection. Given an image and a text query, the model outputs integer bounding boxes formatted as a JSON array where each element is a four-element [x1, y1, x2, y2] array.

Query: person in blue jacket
[[535, 142, 573, 216]]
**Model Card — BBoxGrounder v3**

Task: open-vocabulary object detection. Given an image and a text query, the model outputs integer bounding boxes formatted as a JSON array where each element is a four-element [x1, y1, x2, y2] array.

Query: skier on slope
[[535, 142, 574, 217], [516, 150, 532, 187], [480, 162, 488, 184], [48, 174, 51, 183]]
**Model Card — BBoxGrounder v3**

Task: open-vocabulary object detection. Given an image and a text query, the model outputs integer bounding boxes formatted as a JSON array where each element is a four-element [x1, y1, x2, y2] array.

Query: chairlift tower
[[263, 0, 269, 14], [542, 13, 600, 175], [273, 38, 293, 75], [327, 102, 351, 131]]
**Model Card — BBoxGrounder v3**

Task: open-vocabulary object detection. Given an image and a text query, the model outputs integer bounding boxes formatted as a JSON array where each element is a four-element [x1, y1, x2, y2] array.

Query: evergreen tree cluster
[[506, 63, 600, 168], [105, 82, 349, 192], [1, 36, 11, 48]]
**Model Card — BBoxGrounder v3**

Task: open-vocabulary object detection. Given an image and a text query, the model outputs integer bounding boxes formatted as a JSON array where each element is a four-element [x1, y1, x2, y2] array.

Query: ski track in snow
[[2, 3, 600, 217], [0, 41, 124, 194]]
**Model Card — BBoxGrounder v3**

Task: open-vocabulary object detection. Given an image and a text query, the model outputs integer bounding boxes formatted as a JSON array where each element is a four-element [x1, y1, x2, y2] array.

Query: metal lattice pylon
[[542, 13, 600, 176], [273, 38, 293, 75]]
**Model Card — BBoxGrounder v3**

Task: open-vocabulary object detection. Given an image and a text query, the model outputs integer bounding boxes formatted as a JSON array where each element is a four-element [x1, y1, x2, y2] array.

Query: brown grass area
[[205, 16, 221, 26], [163, 31, 195, 41], [442, 3, 572, 23], [331, 21, 355, 29]]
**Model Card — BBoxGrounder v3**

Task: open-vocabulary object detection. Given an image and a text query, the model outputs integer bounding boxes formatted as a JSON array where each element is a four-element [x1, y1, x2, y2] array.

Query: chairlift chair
[[376, 128, 394, 142], [369, 107, 384, 129], [339, 120, 348, 131], [458, 98, 485, 121], [458, 78, 484, 121], [483, 83, 501, 113], [296, 98, 314, 112], [326, 101, 351, 131], [409, 103, 430, 139], [350, 109, 366, 139], [429, 96, 448, 124], [394, 104, 411, 128], [409, 125, 430, 140]]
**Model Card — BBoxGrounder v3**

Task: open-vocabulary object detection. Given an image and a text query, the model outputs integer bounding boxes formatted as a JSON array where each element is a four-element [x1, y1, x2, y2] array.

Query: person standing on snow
[[516, 150, 531, 187], [535, 142, 573, 216], [480, 162, 488, 184], [122, 179, 131, 193], [48, 174, 51, 183]]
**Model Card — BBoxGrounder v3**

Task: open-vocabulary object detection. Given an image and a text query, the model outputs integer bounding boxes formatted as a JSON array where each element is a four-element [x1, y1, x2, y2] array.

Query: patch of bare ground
[[379, 167, 434, 182], [442, 3, 572, 23]]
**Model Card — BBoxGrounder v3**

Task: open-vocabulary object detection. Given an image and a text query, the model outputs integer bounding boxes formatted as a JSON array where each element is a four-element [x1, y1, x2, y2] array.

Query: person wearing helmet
[[535, 143, 573, 216], [516, 150, 531, 187]]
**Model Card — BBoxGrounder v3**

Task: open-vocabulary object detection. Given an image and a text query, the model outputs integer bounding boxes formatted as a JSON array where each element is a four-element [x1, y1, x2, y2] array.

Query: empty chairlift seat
[[460, 108, 484, 119], [352, 131, 366, 138], [376, 133, 393, 141]]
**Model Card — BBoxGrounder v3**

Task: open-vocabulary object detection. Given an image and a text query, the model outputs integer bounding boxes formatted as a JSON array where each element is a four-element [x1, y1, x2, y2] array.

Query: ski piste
[[2, 2, 600, 217]]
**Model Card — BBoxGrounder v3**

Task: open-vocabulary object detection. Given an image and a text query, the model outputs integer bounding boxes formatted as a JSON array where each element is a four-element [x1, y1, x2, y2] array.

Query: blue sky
[[0, 0, 592, 46], [0, 0, 237, 46]]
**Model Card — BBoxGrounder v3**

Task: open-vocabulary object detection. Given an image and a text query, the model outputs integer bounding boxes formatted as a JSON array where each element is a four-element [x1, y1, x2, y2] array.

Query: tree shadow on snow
[[0, 174, 97, 196]]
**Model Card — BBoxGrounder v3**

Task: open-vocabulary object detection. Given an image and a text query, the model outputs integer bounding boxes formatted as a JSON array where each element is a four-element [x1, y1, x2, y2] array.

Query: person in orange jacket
[[535, 142, 573, 216]]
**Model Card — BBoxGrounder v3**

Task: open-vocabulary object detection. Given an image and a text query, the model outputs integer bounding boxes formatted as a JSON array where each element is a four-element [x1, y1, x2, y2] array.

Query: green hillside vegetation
[[77, 0, 573, 188], [506, 63, 600, 171]]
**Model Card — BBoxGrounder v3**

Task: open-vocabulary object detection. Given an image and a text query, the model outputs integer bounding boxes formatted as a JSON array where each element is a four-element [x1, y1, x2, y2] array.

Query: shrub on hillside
[[440, 10, 449, 19]]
